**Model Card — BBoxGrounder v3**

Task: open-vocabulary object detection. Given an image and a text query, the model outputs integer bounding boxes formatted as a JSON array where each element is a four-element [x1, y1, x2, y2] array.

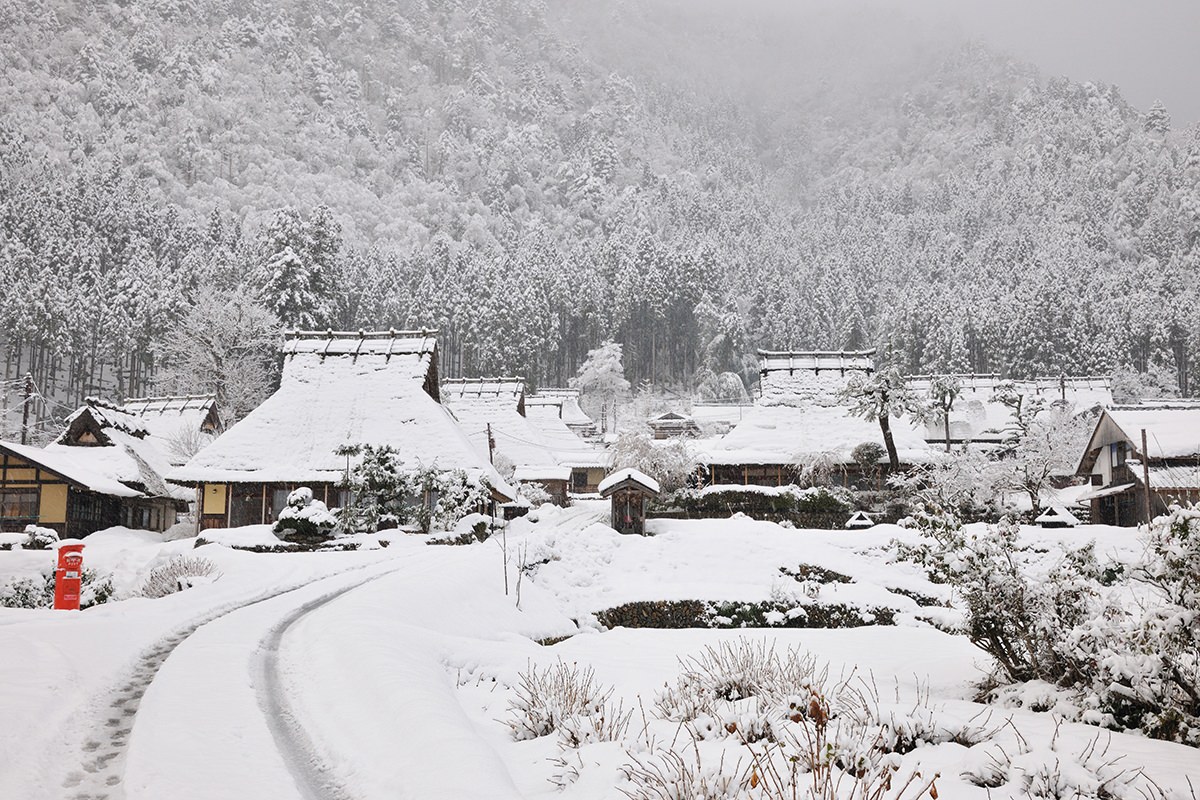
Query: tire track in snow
[[252, 570, 402, 800], [59, 562, 394, 800]]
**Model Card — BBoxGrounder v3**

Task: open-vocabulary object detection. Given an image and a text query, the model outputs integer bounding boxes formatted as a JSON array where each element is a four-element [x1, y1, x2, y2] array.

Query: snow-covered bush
[[507, 661, 628, 747], [898, 508, 1097, 685], [889, 449, 1007, 522], [963, 726, 1152, 800], [273, 486, 337, 540], [610, 431, 698, 494], [137, 556, 221, 598], [519, 482, 552, 508], [648, 639, 944, 799], [619, 749, 749, 800], [656, 639, 826, 744], [22, 524, 59, 550], [902, 501, 1200, 746], [0, 569, 114, 609], [338, 444, 493, 533], [1065, 505, 1200, 745]]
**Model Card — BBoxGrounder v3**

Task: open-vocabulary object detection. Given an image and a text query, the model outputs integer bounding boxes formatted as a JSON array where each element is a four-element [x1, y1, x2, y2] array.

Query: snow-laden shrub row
[[499, 638, 1172, 799], [0, 569, 114, 609], [898, 503, 1200, 746], [653, 485, 855, 527], [0, 525, 60, 551], [594, 598, 895, 631]]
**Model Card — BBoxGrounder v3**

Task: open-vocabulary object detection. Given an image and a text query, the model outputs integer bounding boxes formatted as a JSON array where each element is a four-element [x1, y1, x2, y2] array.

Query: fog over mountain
[[1, 0, 1197, 434]]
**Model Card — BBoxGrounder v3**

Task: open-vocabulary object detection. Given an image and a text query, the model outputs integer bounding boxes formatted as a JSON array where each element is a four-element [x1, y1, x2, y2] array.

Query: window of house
[[1110, 442, 1126, 467], [0, 489, 38, 522], [271, 488, 291, 520]]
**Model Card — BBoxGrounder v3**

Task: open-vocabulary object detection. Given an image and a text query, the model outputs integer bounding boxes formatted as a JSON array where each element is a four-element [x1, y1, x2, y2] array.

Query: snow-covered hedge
[[657, 484, 854, 523]]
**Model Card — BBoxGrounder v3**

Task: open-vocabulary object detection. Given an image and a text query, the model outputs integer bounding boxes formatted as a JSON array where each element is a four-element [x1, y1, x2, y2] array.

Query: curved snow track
[[58, 563, 401, 800]]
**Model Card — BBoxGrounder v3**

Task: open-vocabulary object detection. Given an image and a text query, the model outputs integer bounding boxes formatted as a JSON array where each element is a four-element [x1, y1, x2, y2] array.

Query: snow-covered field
[[0, 505, 1195, 799]]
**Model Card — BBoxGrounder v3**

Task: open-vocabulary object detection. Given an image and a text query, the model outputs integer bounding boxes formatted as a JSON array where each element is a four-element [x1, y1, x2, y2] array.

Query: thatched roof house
[[169, 330, 512, 530]]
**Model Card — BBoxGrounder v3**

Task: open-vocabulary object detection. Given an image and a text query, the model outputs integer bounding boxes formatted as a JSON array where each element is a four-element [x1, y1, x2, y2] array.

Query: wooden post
[[1140, 429, 1153, 525], [487, 423, 495, 464]]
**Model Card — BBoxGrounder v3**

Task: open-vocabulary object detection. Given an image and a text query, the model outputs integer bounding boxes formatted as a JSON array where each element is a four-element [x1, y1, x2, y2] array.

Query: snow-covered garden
[[1, 502, 1197, 799]]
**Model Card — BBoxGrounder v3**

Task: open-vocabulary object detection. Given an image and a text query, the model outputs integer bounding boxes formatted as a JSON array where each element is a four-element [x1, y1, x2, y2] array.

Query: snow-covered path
[[119, 542, 574, 800]]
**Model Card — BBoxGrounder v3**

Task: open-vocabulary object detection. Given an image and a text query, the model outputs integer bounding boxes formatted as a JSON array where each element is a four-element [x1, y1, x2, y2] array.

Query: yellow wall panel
[[3, 468, 36, 481], [39, 484, 68, 524], [202, 483, 227, 516]]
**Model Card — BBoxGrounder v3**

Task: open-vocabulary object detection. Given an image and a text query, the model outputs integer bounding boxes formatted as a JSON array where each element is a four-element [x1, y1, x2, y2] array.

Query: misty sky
[[904, 0, 1200, 125]]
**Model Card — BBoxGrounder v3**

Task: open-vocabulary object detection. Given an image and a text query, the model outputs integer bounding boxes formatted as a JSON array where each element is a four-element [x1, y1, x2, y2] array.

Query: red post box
[[54, 543, 85, 611]]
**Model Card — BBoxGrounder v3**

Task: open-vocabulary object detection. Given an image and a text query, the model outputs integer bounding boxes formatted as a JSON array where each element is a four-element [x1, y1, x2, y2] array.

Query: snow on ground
[[0, 510, 1191, 799]]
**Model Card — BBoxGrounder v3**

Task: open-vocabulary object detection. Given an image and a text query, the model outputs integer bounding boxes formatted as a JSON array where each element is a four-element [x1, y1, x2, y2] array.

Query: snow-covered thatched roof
[[695, 403, 929, 466], [909, 375, 1112, 445], [441, 378, 525, 402], [120, 394, 220, 465], [169, 330, 511, 496], [441, 378, 562, 479], [56, 399, 148, 442], [758, 349, 876, 375], [31, 398, 185, 500], [1104, 404, 1200, 460]]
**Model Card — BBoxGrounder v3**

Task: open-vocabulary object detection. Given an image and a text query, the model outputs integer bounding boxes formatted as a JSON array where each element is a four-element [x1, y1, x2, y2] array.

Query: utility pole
[[20, 372, 33, 445], [1141, 428, 1153, 526], [486, 423, 495, 464]]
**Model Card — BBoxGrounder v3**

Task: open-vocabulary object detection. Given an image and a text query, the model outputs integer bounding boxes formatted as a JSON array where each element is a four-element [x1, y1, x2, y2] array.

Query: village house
[[441, 378, 572, 506], [1076, 402, 1200, 526], [0, 398, 186, 536], [168, 330, 513, 531], [523, 391, 609, 493], [695, 349, 930, 487], [648, 411, 701, 440], [525, 388, 599, 439]]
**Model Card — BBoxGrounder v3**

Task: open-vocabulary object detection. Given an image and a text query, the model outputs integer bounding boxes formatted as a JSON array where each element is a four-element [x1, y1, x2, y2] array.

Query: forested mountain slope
[[1, 0, 1197, 433]]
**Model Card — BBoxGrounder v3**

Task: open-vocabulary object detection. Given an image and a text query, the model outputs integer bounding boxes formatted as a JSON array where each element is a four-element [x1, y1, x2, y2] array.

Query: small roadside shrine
[[598, 468, 660, 535], [1034, 505, 1081, 529]]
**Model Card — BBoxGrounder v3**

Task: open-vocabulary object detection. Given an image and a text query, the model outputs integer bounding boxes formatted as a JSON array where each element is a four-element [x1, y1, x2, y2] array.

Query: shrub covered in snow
[[137, 556, 221, 598], [273, 486, 338, 541], [337, 444, 494, 533], [900, 502, 1200, 746], [660, 484, 852, 521], [1064, 505, 1200, 745], [507, 660, 630, 747], [642, 639, 945, 799], [22, 525, 59, 550], [610, 432, 698, 494], [518, 482, 553, 509]]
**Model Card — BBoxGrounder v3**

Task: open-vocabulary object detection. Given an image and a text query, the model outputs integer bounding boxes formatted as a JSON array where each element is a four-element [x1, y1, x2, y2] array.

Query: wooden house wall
[[0, 450, 145, 536], [199, 482, 345, 530]]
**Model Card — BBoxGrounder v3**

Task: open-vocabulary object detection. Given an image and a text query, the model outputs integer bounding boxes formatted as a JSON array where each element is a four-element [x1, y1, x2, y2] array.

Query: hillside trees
[[2, 0, 1200, 433]]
